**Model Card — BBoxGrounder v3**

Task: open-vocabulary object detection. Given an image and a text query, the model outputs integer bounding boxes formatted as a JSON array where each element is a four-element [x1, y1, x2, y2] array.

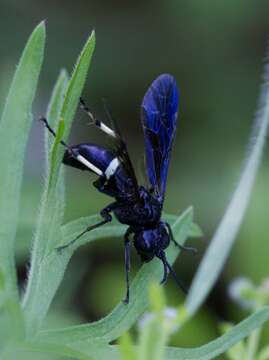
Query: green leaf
[[45, 69, 69, 252], [164, 306, 269, 360], [189, 223, 203, 238], [44, 69, 69, 169], [15, 341, 93, 360], [17, 340, 119, 360], [0, 266, 5, 294], [136, 284, 167, 360], [60, 215, 127, 250], [4, 299, 25, 342], [164, 213, 201, 239], [50, 30, 95, 191], [32, 304, 269, 360], [246, 327, 261, 360], [38, 207, 194, 345], [258, 344, 269, 360], [23, 32, 95, 335], [0, 21, 45, 302], [149, 283, 166, 314], [219, 322, 246, 360], [119, 333, 137, 360], [22, 72, 68, 335], [138, 316, 166, 360], [0, 299, 26, 355], [31, 305, 269, 360], [32, 305, 269, 360], [45, 69, 69, 250], [48, 117, 65, 186], [186, 58, 269, 316], [15, 306, 269, 360], [24, 217, 126, 339]]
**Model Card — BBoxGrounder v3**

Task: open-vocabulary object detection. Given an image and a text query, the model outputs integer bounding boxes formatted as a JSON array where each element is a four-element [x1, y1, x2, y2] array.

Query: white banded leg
[[76, 154, 120, 180], [79, 97, 117, 139], [76, 154, 103, 176], [105, 157, 120, 179], [40, 117, 104, 177]]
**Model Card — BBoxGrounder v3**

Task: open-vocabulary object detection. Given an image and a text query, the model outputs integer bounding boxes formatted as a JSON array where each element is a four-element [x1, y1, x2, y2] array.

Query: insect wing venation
[[141, 74, 179, 201]]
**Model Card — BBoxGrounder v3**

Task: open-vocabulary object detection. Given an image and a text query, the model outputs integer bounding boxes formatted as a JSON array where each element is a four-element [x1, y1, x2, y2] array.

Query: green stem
[[246, 327, 262, 360]]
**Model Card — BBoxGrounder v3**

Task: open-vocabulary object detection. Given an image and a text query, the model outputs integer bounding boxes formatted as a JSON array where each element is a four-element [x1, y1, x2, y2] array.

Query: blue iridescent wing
[[141, 74, 179, 202]]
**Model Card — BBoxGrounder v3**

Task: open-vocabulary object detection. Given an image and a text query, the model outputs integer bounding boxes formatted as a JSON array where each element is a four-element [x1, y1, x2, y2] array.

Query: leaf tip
[[182, 205, 194, 221], [87, 29, 96, 49], [188, 205, 194, 213], [59, 68, 69, 80], [91, 29, 96, 39], [29, 20, 46, 48], [35, 20, 46, 34]]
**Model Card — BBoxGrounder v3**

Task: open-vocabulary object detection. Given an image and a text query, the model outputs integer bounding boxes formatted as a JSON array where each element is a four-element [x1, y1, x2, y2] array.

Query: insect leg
[[165, 222, 197, 254], [157, 251, 188, 294], [39, 117, 71, 150], [41, 117, 103, 177], [159, 255, 168, 284], [80, 99, 141, 201], [56, 203, 117, 251], [93, 177, 117, 197], [122, 227, 133, 304], [79, 98, 117, 139]]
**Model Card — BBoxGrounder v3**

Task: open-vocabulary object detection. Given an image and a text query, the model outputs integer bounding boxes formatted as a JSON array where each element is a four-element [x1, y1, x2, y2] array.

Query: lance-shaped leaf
[[23, 32, 95, 336], [186, 57, 269, 316], [0, 21, 45, 302]]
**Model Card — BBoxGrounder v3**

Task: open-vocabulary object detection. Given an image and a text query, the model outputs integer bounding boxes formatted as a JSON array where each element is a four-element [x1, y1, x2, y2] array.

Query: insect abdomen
[[63, 143, 119, 177]]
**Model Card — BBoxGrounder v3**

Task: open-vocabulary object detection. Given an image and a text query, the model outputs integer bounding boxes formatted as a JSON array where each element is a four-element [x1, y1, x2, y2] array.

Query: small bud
[[260, 278, 269, 293], [228, 277, 256, 310], [138, 307, 180, 333]]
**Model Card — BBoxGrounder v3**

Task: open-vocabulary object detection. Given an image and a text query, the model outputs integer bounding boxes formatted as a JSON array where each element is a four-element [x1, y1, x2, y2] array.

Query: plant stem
[[246, 327, 262, 360]]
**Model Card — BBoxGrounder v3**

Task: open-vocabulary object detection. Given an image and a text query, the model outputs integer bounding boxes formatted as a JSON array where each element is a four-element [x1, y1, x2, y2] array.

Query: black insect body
[[41, 74, 196, 303]]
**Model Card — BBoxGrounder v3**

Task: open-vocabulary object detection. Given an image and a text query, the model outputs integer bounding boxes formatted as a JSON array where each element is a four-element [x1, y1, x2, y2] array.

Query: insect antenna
[[101, 97, 114, 126]]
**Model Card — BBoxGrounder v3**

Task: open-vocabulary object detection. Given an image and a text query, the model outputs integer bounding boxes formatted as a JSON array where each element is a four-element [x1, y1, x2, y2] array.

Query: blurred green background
[[1, 0, 269, 353]]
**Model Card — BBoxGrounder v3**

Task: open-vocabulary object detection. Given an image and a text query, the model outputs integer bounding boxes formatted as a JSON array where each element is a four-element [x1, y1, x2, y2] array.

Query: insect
[[41, 74, 196, 303]]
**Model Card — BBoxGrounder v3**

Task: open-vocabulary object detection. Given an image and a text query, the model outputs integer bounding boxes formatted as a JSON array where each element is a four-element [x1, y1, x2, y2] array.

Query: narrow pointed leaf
[[186, 59, 269, 315], [44, 68, 69, 168], [49, 30, 96, 191], [23, 32, 95, 335], [18, 340, 120, 360], [165, 306, 269, 360], [35, 307, 269, 360], [22, 72, 68, 334], [0, 21, 45, 302]]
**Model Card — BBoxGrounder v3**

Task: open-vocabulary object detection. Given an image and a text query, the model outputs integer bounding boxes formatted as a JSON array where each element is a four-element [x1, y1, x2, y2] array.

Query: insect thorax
[[113, 186, 162, 227]]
